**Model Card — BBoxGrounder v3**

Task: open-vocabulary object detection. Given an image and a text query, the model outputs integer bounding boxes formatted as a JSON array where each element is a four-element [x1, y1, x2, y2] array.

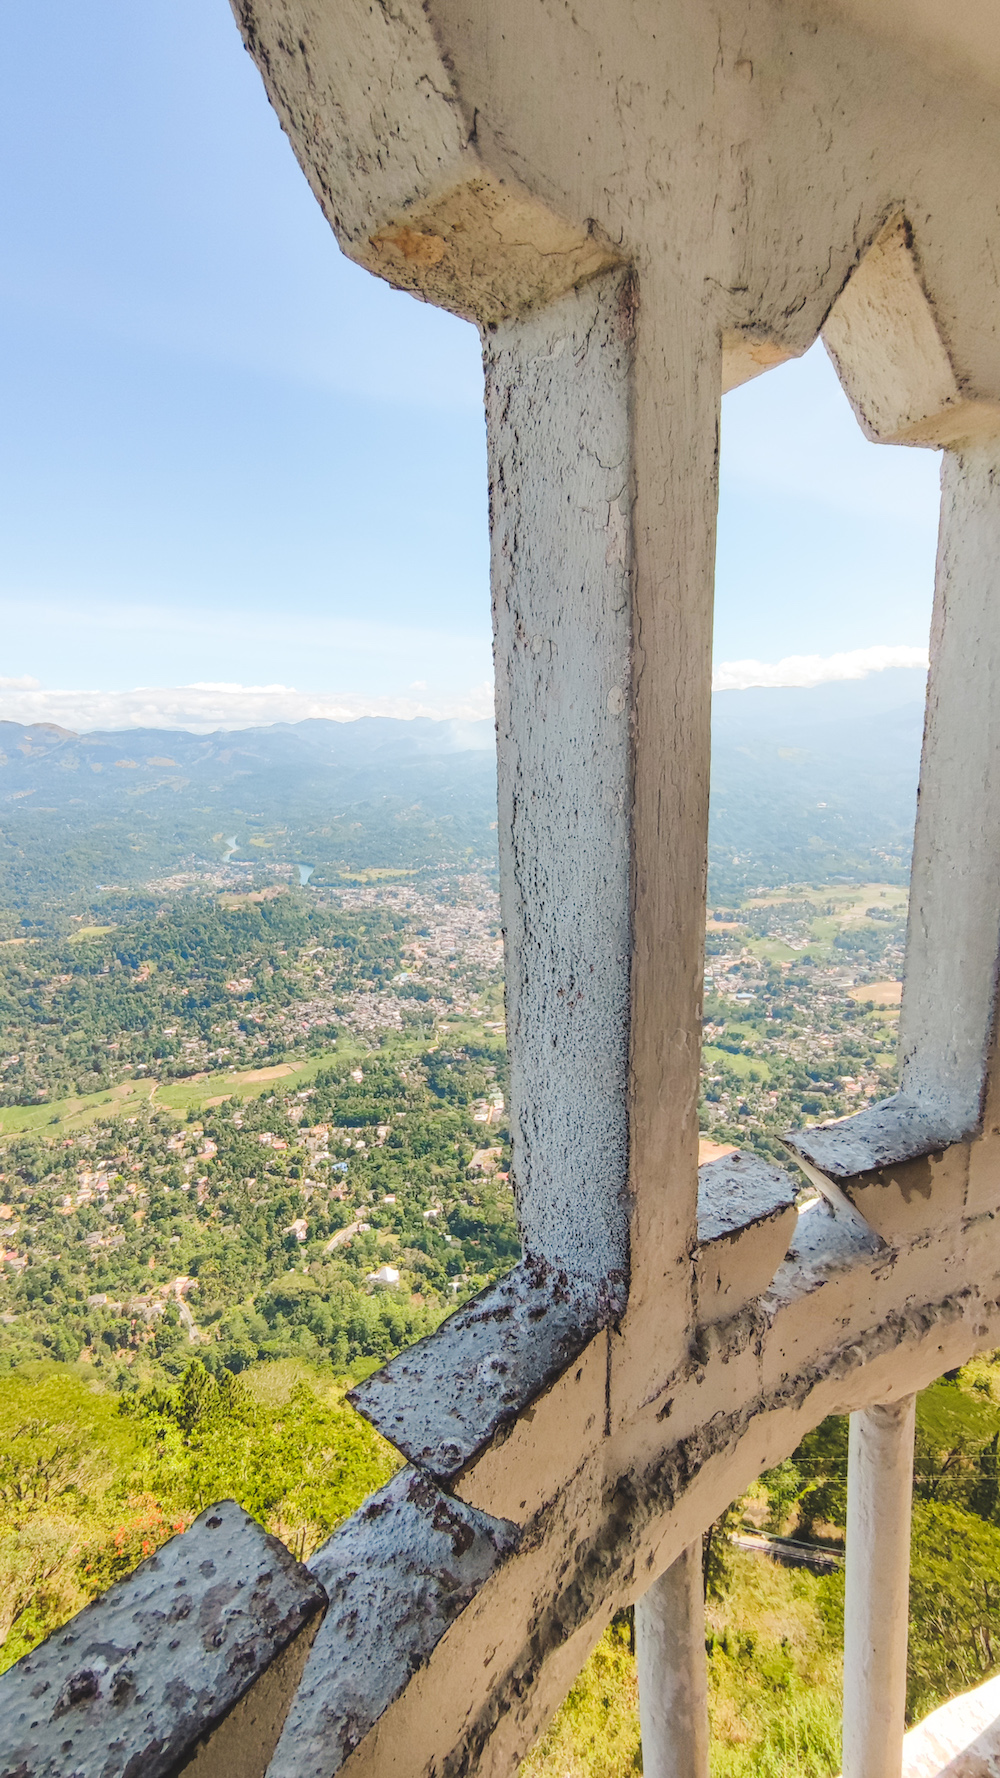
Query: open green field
[[736, 881, 909, 966], [746, 938, 805, 963], [0, 1052, 344, 1137], [742, 882, 908, 918], [0, 1015, 506, 1138], [702, 1046, 770, 1080], [0, 1046, 376, 1136], [334, 867, 419, 884], [155, 1047, 356, 1115], [0, 1077, 161, 1137]]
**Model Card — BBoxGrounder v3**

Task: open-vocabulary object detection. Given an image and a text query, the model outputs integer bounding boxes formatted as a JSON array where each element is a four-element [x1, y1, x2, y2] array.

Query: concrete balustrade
[[6, 0, 1000, 1772], [0, 1501, 328, 1778]]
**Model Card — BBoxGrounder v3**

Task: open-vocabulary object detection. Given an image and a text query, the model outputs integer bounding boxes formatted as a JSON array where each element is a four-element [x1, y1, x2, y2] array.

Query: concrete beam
[[787, 1099, 970, 1244], [789, 1097, 963, 1178], [320, 1147, 997, 1778], [352, 269, 731, 1522], [486, 270, 636, 1296], [609, 252, 722, 1417], [900, 444, 1000, 1137], [351, 1155, 801, 1527], [227, 0, 618, 324], [823, 215, 1000, 447], [0, 1500, 327, 1778], [349, 1258, 604, 1482], [695, 1153, 799, 1324], [267, 1467, 516, 1778]]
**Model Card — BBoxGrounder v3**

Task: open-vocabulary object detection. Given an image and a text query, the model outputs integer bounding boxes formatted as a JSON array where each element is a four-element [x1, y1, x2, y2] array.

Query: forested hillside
[[0, 891, 403, 1105], [708, 670, 924, 897], [0, 1045, 516, 1381], [0, 716, 499, 904], [0, 1359, 400, 1671], [0, 672, 926, 908]]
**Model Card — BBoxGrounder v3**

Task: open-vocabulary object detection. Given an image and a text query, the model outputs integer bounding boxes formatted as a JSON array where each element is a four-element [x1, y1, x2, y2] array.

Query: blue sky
[[0, 0, 942, 728]]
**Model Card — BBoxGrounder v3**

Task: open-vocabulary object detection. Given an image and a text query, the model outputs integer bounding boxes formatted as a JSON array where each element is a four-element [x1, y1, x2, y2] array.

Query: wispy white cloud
[[0, 681, 496, 734], [0, 647, 927, 734], [712, 644, 928, 693]]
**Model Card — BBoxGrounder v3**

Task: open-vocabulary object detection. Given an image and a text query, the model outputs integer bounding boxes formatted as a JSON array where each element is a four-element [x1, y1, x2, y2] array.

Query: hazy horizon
[[0, 662, 928, 738]]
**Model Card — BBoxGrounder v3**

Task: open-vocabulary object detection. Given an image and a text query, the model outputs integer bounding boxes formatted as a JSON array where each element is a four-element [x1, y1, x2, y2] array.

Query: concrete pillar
[[484, 268, 635, 1296], [843, 1396, 916, 1778], [484, 259, 719, 1358], [635, 1541, 710, 1778], [900, 445, 1000, 1137]]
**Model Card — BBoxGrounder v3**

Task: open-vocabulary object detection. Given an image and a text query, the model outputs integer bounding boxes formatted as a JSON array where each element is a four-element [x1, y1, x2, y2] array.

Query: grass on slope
[[0, 1049, 345, 1136], [520, 1552, 842, 1778], [0, 1356, 398, 1674], [0, 1009, 505, 1138]]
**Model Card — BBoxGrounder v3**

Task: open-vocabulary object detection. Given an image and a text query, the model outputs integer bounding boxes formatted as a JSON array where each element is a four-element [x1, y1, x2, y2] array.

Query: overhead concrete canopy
[[823, 0, 1000, 96]]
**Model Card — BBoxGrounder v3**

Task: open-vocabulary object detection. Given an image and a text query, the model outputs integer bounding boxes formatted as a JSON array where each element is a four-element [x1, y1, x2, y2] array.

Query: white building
[[366, 1265, 401, 1290]]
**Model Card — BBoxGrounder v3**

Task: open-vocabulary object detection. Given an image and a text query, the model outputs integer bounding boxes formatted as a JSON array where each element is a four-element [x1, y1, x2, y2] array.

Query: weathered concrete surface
[[449, 1327, 609, 1524], [968, 1062, 1000, 1215], [843, 1398, 917, 1778], [349, 1258, 604, 1480], [900, 1672, 1000, 1778], [487, 249, 718, 1418], [823, 0, 1000, 98], [266, 1466, 517, 1778], [696, 1154, 798, 1246], [897, 445, 1000, 1135], [789, 1104, 971, 1241], [635, 1543, 709, 1778], [486, 271, 634, 1295], [695, 1153, 798, 1324], [0, 1499, 326, 1778], [841, 1145, 966, 1244], [789, 1097, 962, 1179], [227, 1, 619, 323], [411, 0, 1000, 401], [768, 1194, 882, 1304], [328, 1173, 999, 1778], [613, 270, 719, 1416], [308, 1112, 1000, 1776], [823, 214, 1000, 448]]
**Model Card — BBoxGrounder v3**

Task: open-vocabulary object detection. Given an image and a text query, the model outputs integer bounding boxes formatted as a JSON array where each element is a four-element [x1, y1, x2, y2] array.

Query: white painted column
[[484, 262, 720, 1347], [635, 1542, 710, 1778], [900, 445, 1000, 1135], [843, 1395, 916, 1778], [483, 269, 635, 1296]]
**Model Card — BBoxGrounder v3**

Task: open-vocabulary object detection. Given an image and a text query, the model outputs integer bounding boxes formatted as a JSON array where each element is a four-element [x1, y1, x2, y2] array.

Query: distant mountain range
[[0, 713, 496, 821], [0, 716, 498, 907], [709, 666, 925, 893], [0, 668, 926, 907]]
